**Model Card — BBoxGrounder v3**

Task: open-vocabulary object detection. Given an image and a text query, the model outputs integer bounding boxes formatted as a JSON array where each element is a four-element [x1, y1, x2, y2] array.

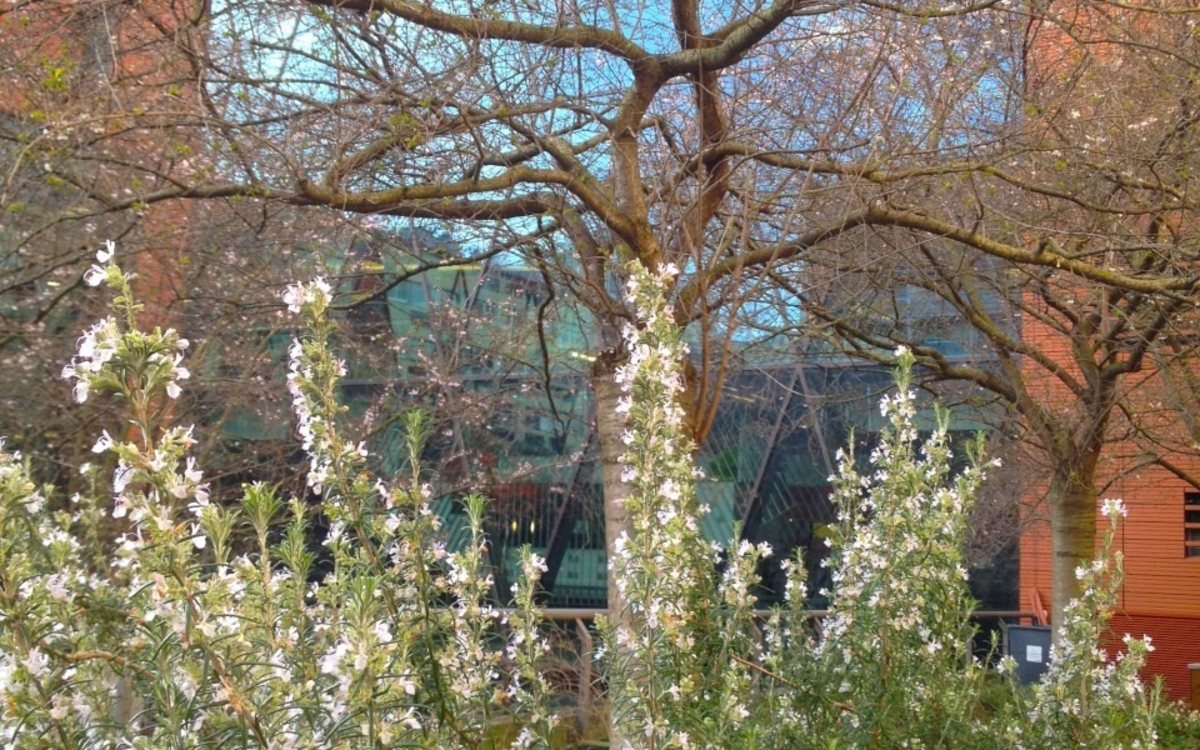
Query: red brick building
[[0, 0, 204, 320]]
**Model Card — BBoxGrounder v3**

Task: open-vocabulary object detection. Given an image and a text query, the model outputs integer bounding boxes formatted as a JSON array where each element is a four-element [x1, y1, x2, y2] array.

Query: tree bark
[[592, 352, 630, 748], [1047, 447, 1101, 637]]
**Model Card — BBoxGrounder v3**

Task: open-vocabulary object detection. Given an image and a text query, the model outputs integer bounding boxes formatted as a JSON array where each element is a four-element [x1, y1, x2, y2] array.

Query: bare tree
[[783, 1, 1200, 630], [5, 0, 1200, 661]]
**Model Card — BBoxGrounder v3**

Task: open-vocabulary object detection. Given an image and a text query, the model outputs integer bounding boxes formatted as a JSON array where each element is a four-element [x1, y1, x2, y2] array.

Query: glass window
[[1186, 492, 1200, 558]]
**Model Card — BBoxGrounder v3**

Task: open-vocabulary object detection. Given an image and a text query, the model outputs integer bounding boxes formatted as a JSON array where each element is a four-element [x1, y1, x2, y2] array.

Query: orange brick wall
[[1018, 0, 1200, 692], [1021, 455, 1200, 619]]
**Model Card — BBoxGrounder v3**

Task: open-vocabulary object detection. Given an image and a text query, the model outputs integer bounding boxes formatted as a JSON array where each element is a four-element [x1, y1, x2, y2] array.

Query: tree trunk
[[592, 354, 631, 749], [1047, 448, 1101, 637]]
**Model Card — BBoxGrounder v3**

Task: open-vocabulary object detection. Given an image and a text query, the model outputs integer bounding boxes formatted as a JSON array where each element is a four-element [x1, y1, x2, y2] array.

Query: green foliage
[[1153, 703, 1200, 750], [39, 59, 73, 92]]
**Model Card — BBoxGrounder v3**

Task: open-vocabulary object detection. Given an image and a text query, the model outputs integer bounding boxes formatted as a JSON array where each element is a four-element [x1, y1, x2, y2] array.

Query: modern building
[[210, 234, 1015, 613]]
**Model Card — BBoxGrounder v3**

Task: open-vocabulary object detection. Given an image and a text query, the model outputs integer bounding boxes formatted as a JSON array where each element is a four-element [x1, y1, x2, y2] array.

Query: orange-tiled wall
[[1017, 288, 1200, 702], [1105, 615, 1200, 706], [1022, 465, 1200, 613]]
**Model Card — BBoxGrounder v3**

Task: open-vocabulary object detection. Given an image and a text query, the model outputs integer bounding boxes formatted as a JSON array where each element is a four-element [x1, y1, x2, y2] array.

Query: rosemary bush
[[602, 262, 1163, 750], [1, 248, 553, 749], [0, 250, 1166, 749]]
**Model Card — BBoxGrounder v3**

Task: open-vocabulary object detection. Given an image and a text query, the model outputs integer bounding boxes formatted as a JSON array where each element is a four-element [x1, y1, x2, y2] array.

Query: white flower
[[282, 283, 305, 313], [113, 462, 135, 494], [183, 457, 203, 484], [92, 430, 115, 454], [312, 277, 331, 297], [374, 621, 392, 644], [46, 574, 69, 601], [96, 240, 115, 263], [283, 278, 332, 313], [1099, 498, 1127, 518], [23, 648, 48, 679], [320, 641, 351, 676], [48, 694, 69, 721], [83, 265, 106, 287]]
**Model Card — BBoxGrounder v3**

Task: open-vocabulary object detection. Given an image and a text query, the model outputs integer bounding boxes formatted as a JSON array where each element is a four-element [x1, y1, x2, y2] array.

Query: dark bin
[[1006, 625, 1053, 685]]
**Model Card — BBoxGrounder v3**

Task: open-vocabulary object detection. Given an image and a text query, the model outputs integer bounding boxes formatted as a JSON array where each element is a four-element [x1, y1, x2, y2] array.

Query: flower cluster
[[60, 317, 120, 403], [282, 277, 332, 315], [61, 244, 190, 407], [283, 279, 342, 495]]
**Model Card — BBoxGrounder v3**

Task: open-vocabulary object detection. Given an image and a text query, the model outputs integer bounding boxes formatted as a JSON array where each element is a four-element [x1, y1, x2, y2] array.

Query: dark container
[[1006, 625, 1053, 685]]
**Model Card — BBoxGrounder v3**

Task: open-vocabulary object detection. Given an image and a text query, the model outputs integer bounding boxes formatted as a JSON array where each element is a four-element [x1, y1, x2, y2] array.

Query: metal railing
[[530, 608, 1036, 623]]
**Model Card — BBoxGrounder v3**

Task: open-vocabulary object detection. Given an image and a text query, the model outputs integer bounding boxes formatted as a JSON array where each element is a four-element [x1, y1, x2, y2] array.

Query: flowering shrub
[[992, 499, 1161, 750], [0, 248, 1168, 749], [602, 263, 773, 749], [0, 249, 553, 749], [785, 349, 993, 749], [602, 263, 1163, 750], [601, 272, 986, 748]]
